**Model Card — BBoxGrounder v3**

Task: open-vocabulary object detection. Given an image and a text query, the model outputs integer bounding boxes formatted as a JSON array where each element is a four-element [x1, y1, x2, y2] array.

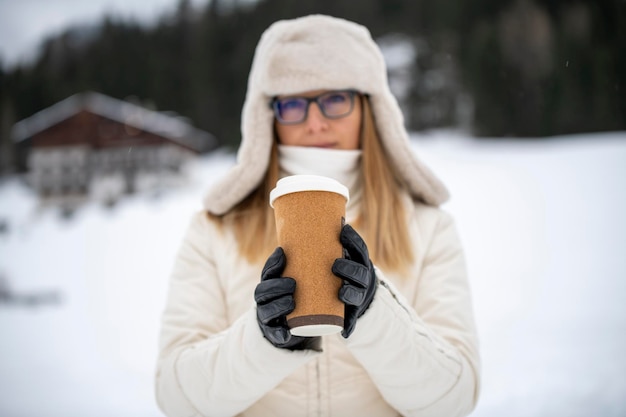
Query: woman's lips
[[310, 142, 335, 148]]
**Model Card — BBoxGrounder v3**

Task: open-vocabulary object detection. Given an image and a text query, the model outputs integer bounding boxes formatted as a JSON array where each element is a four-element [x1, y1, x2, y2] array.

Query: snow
[[417, 131, 626, 416], [1, 132, 625, 416]]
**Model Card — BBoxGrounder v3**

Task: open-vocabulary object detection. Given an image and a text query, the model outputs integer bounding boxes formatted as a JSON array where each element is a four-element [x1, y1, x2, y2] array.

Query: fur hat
[[203, 14, 449, 214]]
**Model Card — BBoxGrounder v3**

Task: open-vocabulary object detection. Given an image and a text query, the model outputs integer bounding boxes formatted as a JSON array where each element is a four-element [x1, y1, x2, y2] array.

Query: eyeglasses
[[270, 90, 358, 125]]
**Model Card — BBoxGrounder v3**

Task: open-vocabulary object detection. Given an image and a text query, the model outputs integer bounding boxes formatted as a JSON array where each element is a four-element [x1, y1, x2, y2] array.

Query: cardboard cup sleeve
[[270, 175, 349, 337]]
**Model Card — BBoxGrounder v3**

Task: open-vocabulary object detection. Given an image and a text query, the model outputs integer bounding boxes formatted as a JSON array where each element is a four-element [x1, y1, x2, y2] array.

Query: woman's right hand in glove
[[254, 247, 321, 351]]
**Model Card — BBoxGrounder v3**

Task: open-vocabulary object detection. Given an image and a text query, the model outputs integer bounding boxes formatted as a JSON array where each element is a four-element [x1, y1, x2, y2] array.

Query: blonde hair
[[210, 96, 414, 273]]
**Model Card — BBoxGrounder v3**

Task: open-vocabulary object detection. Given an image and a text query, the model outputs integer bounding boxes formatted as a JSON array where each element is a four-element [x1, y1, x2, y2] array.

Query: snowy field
[[1, 131, 625, 417]]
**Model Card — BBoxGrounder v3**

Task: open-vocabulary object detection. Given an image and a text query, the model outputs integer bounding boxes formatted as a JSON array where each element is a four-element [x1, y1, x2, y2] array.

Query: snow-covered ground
[[1, 132, 625, 416]]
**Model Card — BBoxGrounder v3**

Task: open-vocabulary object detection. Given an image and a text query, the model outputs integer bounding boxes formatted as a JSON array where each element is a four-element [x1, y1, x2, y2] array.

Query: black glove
[[332, 224, 378, 338], [254, 247, 321, 351]]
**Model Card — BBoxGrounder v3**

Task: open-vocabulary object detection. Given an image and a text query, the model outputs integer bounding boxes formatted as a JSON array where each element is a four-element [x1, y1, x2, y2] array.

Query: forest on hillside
[[0, 0, 624, 173]]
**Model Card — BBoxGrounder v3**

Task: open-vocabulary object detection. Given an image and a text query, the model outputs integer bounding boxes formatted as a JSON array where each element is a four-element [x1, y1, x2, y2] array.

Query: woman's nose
[[305, 102, 329, 132]]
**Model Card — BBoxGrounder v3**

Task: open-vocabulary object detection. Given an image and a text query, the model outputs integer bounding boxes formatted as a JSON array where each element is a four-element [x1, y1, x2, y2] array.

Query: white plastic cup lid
[[269, 175, 350, 208]]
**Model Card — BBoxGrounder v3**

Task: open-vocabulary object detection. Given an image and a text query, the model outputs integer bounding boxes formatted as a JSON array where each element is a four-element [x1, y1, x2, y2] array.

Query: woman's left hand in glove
[[332, 224, 378, 338]]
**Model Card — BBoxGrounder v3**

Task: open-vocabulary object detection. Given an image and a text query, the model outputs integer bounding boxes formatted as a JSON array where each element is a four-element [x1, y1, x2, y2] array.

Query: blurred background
[[2, 0, 625, 159], [0, 0, 625, 416]]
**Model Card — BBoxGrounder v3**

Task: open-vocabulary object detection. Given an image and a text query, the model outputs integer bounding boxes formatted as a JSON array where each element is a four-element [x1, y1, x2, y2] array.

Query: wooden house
[[11, 92, 218, 202]]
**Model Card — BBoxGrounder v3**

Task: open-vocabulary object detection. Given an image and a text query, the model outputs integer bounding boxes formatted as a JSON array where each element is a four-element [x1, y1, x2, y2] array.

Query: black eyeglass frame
[[269, 89, 359, 125]]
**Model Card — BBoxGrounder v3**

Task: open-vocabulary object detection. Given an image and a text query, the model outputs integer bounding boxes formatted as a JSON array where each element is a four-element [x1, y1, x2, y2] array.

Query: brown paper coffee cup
[[269, 175, 349, 337]]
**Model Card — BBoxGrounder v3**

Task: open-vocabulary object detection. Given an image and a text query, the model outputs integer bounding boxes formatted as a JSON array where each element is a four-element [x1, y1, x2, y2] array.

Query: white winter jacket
[[156, 194, 480, 417]]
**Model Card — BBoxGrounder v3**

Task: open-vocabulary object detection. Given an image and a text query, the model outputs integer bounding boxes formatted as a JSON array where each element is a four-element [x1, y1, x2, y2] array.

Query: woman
[[156, 15, 480, 417]]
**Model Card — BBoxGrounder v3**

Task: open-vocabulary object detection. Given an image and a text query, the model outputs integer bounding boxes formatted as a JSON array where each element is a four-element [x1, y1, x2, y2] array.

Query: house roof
[[11, 91, 218, 153]]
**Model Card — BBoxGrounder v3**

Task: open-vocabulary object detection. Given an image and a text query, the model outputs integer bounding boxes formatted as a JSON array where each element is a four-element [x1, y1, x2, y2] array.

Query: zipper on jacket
[[316, 358, 322, 417]]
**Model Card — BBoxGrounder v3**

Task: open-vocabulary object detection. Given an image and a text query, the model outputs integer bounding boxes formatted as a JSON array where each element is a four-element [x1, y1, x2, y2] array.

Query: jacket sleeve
[[344, 210, 480, 417], [155, 212, 319, 417]]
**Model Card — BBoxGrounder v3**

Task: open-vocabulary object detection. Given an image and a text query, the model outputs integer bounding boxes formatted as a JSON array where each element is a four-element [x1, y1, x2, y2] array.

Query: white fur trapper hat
[[203, 14, 449, 214]]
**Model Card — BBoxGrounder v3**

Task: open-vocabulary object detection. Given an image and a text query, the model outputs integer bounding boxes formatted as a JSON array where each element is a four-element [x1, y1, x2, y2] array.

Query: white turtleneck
[[278, 145, 363, 221]]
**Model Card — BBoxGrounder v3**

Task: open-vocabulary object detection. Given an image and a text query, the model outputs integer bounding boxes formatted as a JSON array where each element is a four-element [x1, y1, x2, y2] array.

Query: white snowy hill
[[1, 131, 625, 416]]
